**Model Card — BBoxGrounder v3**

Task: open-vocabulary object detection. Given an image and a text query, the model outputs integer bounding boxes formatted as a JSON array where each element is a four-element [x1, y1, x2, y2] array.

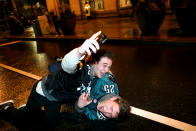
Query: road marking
[[0, 63, 195, 130], [0, 63, 42, 80], [0, 41, 23, 47], [131, 106, 196, 131]]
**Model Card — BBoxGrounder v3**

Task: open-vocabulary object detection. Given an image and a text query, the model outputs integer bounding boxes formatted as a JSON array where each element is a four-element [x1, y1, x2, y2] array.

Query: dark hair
[[114, 98, 131, 122], [86, 49, 113, 64], [53, 56, 62, 61]]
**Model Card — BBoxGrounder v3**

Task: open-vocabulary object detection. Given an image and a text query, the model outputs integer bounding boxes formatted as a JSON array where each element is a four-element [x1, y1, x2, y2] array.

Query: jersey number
[[104, 85, 114, 93]]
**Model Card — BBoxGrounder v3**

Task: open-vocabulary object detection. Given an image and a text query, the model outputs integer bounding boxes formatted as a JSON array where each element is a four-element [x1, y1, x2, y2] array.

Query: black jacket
[[43, 63, 92, 103]]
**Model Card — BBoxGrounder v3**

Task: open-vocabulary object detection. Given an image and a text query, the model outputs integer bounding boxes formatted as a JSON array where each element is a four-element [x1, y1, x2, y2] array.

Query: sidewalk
[[1, 14, 196, 44]]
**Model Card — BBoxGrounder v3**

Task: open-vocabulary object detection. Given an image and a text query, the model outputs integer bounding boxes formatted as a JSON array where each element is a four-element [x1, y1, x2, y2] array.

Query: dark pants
[[52, 16, 61, 34], [0, 106, 55, 130], [25, 81, 61, 126], [0, 106, 25, 122], [0, 104, 44, 130]]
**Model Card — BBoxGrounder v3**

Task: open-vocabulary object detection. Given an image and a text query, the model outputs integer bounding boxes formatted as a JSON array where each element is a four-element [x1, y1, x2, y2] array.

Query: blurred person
[[84, 1, 91, 19]]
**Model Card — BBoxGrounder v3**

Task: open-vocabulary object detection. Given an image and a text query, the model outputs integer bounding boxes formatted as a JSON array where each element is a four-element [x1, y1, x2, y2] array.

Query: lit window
[[94, 0, 104, 10], [119, 0, 132, 8]]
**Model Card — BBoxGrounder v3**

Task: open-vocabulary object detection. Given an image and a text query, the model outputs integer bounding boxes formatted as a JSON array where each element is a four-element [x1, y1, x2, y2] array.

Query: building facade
[[10, 0, 170, 19], [70, 0, 133, 18]]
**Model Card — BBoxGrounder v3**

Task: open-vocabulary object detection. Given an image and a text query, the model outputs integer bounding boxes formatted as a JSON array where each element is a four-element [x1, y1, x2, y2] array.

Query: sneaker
[[17, 104, 26, 110], [0, 100, 14, 110]]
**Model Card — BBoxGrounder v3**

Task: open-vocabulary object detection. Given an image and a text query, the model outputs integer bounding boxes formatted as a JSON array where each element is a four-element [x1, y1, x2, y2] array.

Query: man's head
[[90, 49, 114, 78], [97, 96, 130, 120]]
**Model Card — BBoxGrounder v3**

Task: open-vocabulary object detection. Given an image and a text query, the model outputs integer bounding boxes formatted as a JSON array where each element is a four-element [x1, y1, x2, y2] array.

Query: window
[[94, 0, 104, 10], [119, 0, 132, 8]]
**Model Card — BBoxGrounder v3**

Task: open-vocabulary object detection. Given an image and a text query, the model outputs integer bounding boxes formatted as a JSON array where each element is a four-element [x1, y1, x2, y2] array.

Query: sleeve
[[61, 48, 85, 74], [74, 101, 85, 113], [83, 107, 98, 120]]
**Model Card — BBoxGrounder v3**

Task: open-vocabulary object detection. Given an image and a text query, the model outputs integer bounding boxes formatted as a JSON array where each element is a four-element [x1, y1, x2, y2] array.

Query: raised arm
[[61, 31, 101, 74], [75, 92, 92, 113]]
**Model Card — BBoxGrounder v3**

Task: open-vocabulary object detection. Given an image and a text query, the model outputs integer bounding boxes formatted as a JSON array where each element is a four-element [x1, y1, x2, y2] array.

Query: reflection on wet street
[[0, 40, 195, 129]]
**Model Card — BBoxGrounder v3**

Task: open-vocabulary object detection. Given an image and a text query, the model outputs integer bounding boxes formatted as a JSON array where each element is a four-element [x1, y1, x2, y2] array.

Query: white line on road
[[0, 41, 23, 47], [131, 106, 195, 131], [0, 63, 42, 80]]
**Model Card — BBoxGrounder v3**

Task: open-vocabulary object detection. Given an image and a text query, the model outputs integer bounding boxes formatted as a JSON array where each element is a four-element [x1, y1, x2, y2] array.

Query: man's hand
[[77, 31, 101, 57], [77, 92, 92, 108]]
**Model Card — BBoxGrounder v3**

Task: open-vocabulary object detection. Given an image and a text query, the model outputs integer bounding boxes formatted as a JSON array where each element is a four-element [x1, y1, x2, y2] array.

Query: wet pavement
[[0, 14, 196, 44], [0, 14, 196, 130], [0, 39, 195, 130]]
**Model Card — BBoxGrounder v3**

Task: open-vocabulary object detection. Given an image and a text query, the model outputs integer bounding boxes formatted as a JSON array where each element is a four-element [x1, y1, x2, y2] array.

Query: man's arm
[[61, 31, 101, 74], [61, 48, 83, 74], [75, 92, 92, 113]]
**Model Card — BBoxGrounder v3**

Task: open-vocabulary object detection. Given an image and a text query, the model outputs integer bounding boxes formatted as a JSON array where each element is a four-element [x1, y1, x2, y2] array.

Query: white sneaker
[[17, 104, 26, 109], [0, 100, 14, 110]]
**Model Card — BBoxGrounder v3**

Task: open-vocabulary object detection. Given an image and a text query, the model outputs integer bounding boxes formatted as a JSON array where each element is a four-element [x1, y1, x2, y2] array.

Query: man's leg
[[53, 16, 61, 35], [0, 100, 15, 120], [25, 81, 62, 127], [43, 101, 61, 126], [25, 81, 45, 111], [0, 100, 27, 129], [24, 81, 49, 123]]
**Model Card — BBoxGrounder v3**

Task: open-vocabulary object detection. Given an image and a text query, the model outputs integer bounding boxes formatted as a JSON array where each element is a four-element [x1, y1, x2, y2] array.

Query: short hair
[[114, 98, 131, 122], [86, 49, 113, 64]]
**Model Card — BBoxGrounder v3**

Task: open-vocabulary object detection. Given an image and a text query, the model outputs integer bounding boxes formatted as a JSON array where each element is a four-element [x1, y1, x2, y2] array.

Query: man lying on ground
[[0, 31, 131, 129]]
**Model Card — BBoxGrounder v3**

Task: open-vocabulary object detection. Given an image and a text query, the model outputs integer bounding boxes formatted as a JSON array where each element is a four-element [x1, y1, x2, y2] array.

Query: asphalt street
[[0, 39, 195, 130]]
